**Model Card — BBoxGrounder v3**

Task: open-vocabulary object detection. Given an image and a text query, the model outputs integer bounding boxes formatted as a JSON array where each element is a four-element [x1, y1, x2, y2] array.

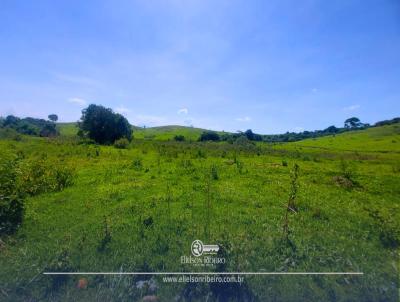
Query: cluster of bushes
[[0, 115, 59, 137], [0, 154, 74, 235]]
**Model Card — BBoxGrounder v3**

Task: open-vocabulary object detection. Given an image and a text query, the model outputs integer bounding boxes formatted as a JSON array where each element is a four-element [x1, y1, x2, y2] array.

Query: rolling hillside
[[133, 125, 214, 141], [282, 123, 400, 153], [57, 123, 225, 141]]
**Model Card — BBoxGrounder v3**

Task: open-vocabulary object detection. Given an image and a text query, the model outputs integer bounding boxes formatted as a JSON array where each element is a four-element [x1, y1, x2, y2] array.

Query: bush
[[39, 123, 58, 137], [114, 138, 130, 149], [199, 131, 220, 141], [0, 157, 24, 235], [0, 154, 74, 235], [19, 158, 74, 196], [174, 135, 185, 142]]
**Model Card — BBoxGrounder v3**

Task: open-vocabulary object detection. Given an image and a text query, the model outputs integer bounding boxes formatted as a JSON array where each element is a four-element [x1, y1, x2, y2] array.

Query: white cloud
[[178, 108, 188, 114], [294, 127, 304, 133], [343, 104, 360, 111], [236, 116, 251, 122], [115, 106, 131, 114], [67, 97, 87, 106]]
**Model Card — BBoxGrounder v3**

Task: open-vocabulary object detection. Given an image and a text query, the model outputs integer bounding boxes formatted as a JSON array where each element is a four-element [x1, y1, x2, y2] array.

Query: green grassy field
[[0, 124, 399, 301]]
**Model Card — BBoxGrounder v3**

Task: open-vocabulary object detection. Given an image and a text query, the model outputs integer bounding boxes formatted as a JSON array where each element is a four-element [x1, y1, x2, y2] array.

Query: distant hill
[[285, 123, 400, 153], [132, 125, 222, 141]]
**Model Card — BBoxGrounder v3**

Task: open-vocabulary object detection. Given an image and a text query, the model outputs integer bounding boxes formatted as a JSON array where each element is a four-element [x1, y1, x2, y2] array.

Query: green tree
[[48, 114, 58, 122], [4, 115, 20, 127], [344, 117, 362, 129], [244, 129, 255, 140], [78, 104, 132, 144]]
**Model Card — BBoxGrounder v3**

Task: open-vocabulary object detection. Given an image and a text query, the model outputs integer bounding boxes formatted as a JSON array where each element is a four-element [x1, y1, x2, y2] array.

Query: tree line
[[197, 117, 397, 143]]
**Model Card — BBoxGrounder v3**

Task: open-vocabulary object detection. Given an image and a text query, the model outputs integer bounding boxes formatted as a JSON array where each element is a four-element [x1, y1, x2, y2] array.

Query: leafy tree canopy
[[344, 117, 363, 129], [199, 131, 220, 141], [48, 114, 58, 122], [78, 104, 132, 144]]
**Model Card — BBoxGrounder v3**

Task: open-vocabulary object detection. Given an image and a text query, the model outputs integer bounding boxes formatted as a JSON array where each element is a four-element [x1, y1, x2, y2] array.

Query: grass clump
[[333, 159, 358, 188], [210, 164, 219, 180], [114, 137, 130, 149]]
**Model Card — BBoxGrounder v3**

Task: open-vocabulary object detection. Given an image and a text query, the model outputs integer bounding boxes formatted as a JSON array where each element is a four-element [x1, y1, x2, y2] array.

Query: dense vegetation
[[78, 104, 132, 144], [0, 115, 58, 138], [0, 117, 399, 301]]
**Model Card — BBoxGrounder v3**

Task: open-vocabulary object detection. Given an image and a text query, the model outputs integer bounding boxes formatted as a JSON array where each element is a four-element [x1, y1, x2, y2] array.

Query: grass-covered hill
[[132, 125, 211, 141], [56, 123, 224, 141], [0, 120, 399, 301], [278, 123, 400, 153]]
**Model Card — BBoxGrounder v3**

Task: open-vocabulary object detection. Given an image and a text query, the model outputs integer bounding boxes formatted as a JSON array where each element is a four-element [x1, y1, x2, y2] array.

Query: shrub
[[0, 157, 24, 235], [114, 137, 130, 149], [174, 135, 185, 142], [19, 158, 74, 196], [1, 155, 74, 235], [39, 123, 58, 137], [199, 131, 220, 141], [334, 159, 358, 188]]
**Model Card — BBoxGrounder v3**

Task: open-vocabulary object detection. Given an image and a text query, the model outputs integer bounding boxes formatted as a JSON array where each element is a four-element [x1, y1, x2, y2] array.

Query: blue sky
[[0, 0, 399, 134]]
